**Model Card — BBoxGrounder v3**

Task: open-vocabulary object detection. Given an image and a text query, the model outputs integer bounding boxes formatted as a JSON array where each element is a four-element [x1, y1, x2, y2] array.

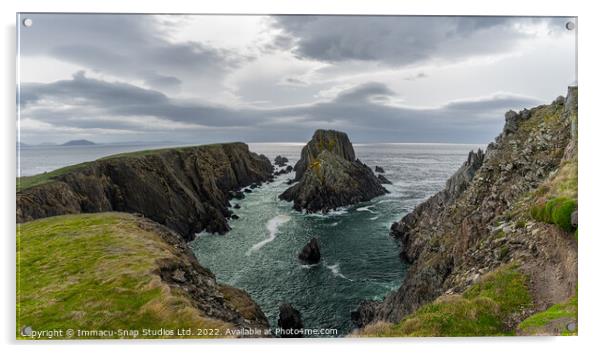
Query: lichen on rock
[[279, 129, 387, 212]]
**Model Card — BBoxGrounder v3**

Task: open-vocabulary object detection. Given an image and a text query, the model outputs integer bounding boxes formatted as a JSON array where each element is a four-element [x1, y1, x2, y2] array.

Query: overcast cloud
[[18, 14, 576, 144]]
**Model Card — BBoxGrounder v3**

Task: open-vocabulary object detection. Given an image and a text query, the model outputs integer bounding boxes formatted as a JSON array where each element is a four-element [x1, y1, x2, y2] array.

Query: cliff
[[17, 213, 269, 338], [279, 129, 387, 212], [354, 87, 578, 336], [17, 143, 273, 240]]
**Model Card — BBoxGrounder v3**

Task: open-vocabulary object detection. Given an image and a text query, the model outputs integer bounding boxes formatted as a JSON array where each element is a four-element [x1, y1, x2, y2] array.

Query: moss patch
[[530, 197, 577, 232], [17, 213, 232, 339]]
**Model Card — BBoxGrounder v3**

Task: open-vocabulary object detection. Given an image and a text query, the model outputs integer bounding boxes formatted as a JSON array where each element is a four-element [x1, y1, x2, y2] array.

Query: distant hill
[[61, 139, 95, 146]]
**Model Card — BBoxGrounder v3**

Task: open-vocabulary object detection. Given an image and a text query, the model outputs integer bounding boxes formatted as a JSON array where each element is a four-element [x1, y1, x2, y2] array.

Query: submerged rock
[[377, 174, 392, 185], [233, 203, 241, 209], [277, 303, 304, 338], [298, 237, 321, 264], [279, 129, 387, 212]]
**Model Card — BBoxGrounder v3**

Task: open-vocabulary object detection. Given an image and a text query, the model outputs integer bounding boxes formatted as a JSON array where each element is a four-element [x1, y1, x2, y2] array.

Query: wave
[[326, 262, 352, 281], [246, 214, 291, 255], [369, 216, 379, 221], [356, 206, 376, 214], [303, 207, 349, 218]]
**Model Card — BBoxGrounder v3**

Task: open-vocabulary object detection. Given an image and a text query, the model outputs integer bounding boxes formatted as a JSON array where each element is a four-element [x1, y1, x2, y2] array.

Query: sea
[[18, 142, 482, 336]]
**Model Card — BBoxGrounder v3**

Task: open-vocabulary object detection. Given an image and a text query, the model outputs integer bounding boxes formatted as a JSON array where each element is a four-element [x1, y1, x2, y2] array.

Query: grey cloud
[[20, 14, 248, 89], [21, 73, 543, 143], [269, 16, 571, 66]]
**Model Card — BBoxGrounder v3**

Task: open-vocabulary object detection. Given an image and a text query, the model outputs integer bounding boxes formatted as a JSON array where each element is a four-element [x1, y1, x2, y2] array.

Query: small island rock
[[298, 237, 321, 264], [277, 303, 304, 338]]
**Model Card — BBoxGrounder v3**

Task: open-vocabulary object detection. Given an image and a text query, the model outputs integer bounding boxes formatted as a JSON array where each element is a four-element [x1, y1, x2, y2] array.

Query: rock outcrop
[[279, 130, 387, 212], [274, 155, 289, 167], [277, 303, 304, 338], [354, 88, 578, 331], [17, 143, 273, 241], [298, 238, 321, 264]]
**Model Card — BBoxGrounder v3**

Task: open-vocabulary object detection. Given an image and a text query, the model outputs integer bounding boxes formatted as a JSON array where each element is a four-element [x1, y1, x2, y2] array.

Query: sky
[[17, 14, 577, 144]]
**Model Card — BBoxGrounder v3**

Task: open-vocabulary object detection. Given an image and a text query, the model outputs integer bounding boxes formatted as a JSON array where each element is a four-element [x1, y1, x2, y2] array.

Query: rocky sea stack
[[277, 303, 304, 338], [279, 129, 387, 212], [298, 237, 321, 264]]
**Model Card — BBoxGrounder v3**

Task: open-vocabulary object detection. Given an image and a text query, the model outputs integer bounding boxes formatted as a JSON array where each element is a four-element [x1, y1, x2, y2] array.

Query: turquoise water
[[189, 143, 481, 336]]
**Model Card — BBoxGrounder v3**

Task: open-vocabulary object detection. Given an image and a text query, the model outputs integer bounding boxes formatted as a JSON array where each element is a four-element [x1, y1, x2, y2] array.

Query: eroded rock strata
[[279, 129, 387, 212], [17, 143, 273, 240], [353, 87, 578, 333]]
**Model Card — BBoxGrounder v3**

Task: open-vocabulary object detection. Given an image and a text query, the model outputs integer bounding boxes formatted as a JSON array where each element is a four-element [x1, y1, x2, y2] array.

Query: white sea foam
[[303, 207, 349, 218], [330, 221, 340, 227], [369, 216, 379, 221], [300, 263, 319, 269], [356, 206, 376, 214], [246, 214, 291, 255], [326, 262, 352, 281]]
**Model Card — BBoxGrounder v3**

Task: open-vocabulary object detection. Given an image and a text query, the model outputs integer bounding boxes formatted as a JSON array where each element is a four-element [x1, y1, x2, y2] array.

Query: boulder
[[571, 210, 578, 228], [279, 129, 387, 212], [277, 303, 304, 338], [233, 203, 241, 209], [298, 237, 321, 264]]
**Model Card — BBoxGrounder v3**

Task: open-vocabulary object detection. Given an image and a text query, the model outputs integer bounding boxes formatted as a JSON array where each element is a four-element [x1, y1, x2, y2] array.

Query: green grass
[[518, 294, 577, 335], [17, 213, 232, 339], [530, 197, 577, 232], [16, 143, 243, 192], [359, 264, 532, 337], [17, 162, 94, 191]]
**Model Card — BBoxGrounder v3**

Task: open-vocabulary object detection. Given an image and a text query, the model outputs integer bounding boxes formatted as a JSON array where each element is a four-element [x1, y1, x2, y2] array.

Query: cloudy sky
[[18, 14, 576, 144]]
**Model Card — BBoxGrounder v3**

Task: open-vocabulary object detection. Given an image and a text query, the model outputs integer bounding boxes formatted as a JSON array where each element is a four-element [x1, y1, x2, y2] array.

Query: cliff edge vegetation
[[17, 213, 269, 339], [354, 87, 578, 336]]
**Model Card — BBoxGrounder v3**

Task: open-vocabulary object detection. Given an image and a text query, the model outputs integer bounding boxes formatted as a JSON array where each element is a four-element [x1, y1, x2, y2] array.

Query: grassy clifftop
[[17, 213, 268, 339], [17, 142, 247, 192]]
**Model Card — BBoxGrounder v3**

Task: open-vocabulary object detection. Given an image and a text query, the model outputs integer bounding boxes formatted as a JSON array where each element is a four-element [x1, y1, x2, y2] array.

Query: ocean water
[[18, 142, 481, 336], [191, 143, 482, 336]]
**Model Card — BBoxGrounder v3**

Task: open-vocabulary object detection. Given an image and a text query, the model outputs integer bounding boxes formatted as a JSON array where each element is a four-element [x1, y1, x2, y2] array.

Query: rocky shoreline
[[352, 87, 578, 334]]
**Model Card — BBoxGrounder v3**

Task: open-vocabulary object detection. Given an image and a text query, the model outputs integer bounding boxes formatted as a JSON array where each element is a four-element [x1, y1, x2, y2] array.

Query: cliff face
[[354, 87, 578, 331], [17, 213, 269, 337], [279, 129, 387, 212], [17, 143, 273, 240]]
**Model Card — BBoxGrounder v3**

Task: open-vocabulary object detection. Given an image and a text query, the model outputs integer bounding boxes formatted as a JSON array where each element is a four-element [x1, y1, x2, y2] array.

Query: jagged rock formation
[[375, 166, 385, 173], [279, 130, 387, 212], [354, 87, 578, 332], [298, 237, 321, 264], [17, 143, 273, 240], [277, 303, 304, 338]]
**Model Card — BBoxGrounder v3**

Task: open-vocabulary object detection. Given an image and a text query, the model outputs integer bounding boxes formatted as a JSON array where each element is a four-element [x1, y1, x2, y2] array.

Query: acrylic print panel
[[16, 14, 577, 339]]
